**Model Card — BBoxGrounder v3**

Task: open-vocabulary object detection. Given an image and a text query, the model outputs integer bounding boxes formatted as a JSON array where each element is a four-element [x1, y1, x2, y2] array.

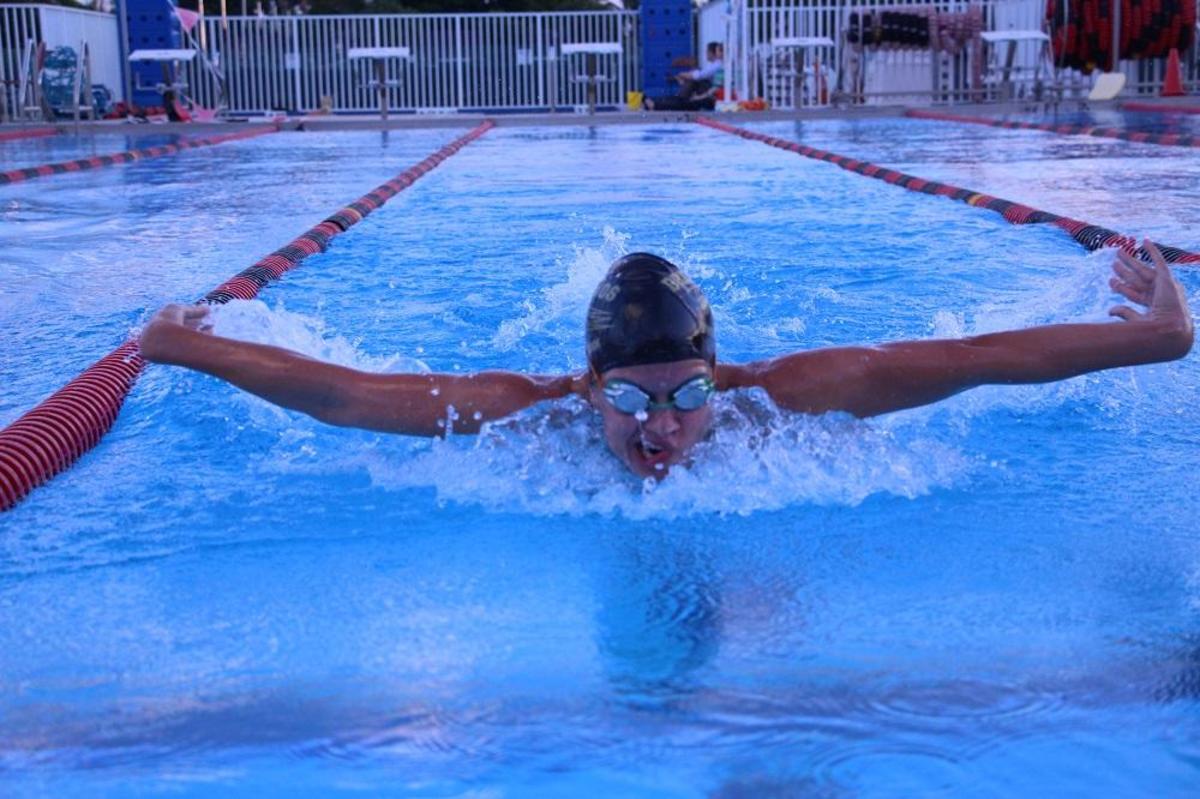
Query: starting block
[[560, 42, 623, 113], [348, 47, 411, 122], [770, 37, 835, 108]]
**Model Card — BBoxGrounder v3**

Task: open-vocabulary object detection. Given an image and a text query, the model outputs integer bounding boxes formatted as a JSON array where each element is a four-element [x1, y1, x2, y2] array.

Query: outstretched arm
[[139, 305, 584, 436], [717, 241, 1193, 418]]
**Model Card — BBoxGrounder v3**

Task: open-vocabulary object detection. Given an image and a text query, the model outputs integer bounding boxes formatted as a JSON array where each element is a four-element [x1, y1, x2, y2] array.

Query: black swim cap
[[586, 253, 715, 374]]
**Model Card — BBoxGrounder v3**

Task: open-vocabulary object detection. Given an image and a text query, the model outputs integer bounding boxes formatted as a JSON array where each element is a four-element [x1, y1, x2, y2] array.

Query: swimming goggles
[[601, 375, 716, 415]]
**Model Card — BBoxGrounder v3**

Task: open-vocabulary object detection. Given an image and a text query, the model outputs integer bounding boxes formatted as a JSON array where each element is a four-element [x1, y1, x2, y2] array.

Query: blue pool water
[[1, 121, 1198, 797]]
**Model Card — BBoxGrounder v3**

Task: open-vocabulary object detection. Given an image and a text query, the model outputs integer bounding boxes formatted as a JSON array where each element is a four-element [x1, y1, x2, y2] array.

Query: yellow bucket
[[626, 91, 644, 111]]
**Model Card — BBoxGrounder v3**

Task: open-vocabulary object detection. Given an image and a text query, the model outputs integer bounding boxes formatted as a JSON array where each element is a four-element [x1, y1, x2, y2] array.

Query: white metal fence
[[181, 11, 641, 114], [2, 2, 1197, 118], [1, 4, 121, 119], [729, 0, 1046, 108], [724, 0, 1199, 109]]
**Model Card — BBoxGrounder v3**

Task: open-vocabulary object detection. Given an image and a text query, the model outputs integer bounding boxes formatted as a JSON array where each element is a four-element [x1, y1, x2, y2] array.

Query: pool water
[[1, 121, 1197, 797]]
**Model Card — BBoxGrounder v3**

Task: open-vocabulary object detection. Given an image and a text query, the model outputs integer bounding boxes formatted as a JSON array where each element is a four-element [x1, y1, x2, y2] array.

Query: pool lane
[[0, 122, 494, 512], [744, 115, 1200, 252], [906, 109, 1200, 149], [0, 126, 279, 186], [0, 128, 477, 427], [701, 116, 1200, 264]]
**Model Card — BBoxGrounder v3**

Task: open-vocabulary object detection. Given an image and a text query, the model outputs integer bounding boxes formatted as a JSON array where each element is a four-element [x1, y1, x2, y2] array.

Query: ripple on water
[[813, 743, 966, 797], [868, 677, 1065, 723], [300, 705, 499, 764]]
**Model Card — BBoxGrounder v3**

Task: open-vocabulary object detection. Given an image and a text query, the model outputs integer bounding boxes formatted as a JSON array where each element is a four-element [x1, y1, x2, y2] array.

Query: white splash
[[360, 391, 973, 520], [491, 228, 627, 353], [209, 299, 431, 374]]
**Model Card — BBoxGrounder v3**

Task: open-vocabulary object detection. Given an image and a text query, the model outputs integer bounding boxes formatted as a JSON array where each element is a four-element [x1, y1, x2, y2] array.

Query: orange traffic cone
[[1162, 48, 1185, 97]]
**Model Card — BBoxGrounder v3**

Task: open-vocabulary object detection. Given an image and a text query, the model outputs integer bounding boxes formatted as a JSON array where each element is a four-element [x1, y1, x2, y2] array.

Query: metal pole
[[455, 14, 464, 109], [116, 0, 133, 105], [376, 58, 387, 123], [72, 42, 82, 130], [1111, 0, 1120, 72], [291, 16, 301, 113]]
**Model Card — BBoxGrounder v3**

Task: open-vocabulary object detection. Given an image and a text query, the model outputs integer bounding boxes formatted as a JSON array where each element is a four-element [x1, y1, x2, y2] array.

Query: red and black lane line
[[696, 116, 1200, 265], [1120, 101, 1200, 116], [0, 120, 495, 512], [0, 124, 279, 186], [0, 126, 59, 143], [907, 108, 1200, 149]]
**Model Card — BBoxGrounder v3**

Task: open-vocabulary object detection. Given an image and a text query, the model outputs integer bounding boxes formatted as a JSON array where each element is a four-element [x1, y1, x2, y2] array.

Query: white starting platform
[[770, 36, 835, 108], [559, 42, 623, 113], [771, 36, 836, 49], [128, 48, 195, 96], [349, 47, 411, 121], [981, 30, 1054, 101], [347, 46, 411, 61]]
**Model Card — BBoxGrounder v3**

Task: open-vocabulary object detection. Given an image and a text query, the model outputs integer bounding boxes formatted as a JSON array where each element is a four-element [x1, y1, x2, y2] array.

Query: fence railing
[[749, 0, 1037, 108], [182, 11, 641, 114], [1, 2, 1197, 118], [0, 4, 121, 120], [730, 0, 1198, 109]]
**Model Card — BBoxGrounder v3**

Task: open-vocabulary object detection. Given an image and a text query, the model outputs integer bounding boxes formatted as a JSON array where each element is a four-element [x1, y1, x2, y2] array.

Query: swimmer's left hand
[[1109, 239, 1193, 358]]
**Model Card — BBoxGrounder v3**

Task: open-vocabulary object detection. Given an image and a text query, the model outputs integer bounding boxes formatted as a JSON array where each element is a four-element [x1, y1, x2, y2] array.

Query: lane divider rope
[[0, 126, 59, 143], [0, 123, 279, 186], [1120, 101, 1200, 116], [0, 120, 495, 512], [906, 108, 1200, 148], [696, 116, 1200, 264]]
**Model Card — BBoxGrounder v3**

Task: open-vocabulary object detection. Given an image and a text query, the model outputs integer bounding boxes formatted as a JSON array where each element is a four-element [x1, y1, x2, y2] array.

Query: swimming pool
[[1, 119, 1197, 796]]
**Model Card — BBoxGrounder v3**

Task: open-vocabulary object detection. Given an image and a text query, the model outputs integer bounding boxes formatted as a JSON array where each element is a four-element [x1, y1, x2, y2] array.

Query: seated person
[[644, 42, 725, 112], [140, 243, 1193, 479]]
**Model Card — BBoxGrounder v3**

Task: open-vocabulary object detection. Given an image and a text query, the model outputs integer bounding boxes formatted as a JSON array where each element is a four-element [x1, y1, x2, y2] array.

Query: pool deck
[[0, 97, 1153, 137]]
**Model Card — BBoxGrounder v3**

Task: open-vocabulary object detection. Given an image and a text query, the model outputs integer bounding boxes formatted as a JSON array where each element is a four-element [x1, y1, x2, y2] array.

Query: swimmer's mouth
[[637, 440, 666, 457]]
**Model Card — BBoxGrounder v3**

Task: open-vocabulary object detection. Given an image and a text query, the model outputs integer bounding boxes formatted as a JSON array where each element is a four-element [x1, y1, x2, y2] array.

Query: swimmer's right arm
[[139, 305, 587, 436], [716, 241, 1193, 417]]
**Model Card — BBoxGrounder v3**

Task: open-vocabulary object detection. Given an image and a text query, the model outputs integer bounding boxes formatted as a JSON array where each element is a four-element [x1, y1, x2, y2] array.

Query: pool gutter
[[0, 99, 1112, 136]]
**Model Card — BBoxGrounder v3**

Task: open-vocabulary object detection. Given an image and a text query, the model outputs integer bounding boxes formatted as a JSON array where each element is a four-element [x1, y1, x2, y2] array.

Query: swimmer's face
[[590, 359, 714, 479]]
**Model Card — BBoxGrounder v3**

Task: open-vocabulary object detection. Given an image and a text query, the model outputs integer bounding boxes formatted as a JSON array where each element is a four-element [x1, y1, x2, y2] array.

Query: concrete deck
[[0, 98, 1113, 138]]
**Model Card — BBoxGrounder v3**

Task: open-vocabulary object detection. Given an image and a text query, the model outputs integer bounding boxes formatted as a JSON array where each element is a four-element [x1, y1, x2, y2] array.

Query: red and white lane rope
[[696, 116, 1200, 265], [0, 126, 59, 143], [906, 108, 1200, 149], [0, 124, 278, 186], [0, 121, 494, 512], [1121, 101, 1200, 116]]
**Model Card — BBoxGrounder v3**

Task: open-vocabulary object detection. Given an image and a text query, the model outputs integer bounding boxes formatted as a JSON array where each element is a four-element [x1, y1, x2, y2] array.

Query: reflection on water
[[592, 529, 724, 700]]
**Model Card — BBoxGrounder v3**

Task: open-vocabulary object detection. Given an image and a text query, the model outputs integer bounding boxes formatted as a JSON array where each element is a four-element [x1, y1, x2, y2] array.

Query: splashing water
[[335, 391, 975, 520], [191, 241, 1160, 520], [491, 227, 630, 355]]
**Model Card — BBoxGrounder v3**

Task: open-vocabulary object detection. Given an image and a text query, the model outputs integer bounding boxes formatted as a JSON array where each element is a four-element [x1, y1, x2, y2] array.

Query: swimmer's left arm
[[323, 370, 587, 435], [139, 305, 587, 436], [718, 241, 1193, 417]]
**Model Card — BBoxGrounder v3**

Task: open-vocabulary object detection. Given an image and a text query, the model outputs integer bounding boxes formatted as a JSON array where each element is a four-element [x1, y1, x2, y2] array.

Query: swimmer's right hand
[[139, 304, 213, 362]]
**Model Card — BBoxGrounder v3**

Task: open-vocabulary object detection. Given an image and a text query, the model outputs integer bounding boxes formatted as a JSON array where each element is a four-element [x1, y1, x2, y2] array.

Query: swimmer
[[140, 241, 1192, 479]]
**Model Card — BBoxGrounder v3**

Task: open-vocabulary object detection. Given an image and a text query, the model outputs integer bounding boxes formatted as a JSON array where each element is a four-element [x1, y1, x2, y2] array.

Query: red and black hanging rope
[[0, 121, 494, 512], [696, 116, 1200, 264], [1047, 0, 1196, 73]]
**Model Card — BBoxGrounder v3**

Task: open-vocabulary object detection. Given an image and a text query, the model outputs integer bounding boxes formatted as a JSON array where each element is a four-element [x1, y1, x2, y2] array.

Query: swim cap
[[586, 253, 715, 374]]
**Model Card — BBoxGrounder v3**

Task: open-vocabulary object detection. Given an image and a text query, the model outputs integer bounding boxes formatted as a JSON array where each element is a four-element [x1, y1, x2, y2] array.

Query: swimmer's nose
[[643, 407, 681, 436]]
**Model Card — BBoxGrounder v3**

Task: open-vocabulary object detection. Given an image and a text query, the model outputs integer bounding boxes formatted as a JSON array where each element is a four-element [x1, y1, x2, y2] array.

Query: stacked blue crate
[[122, 0, 181, 108], [640, 0, 695, 99]]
